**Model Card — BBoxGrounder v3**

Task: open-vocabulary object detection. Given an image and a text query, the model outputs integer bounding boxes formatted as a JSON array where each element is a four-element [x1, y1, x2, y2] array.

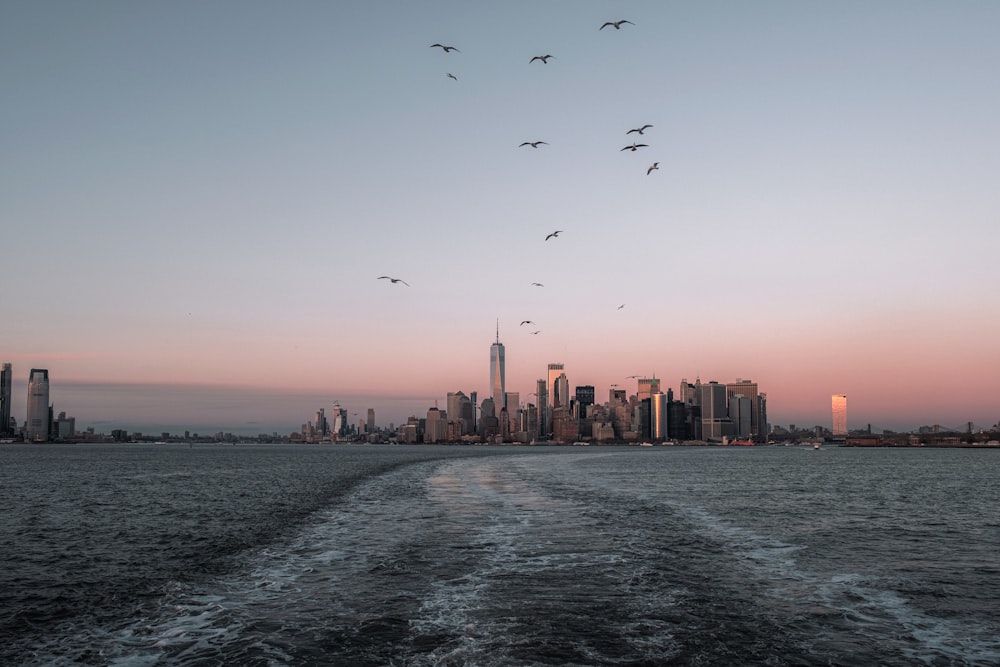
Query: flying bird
[[520, 320, 535, 326], [626, 375, 641, 379], [617, 304, 626, 310], [627, 124, 653, 135], [531, 330, 541, 335], [446, 72, 457, 80], [545, 230, 562, 241], [530, 55, 554, 64], [647, 162, 659, 175], [430, 44, 460, 52], [621, 142, 649, 152], [519, 141, 548, 148], [378, 276, 410, 286], [600, 20, 635, 30], [530, 282, 544, 287]]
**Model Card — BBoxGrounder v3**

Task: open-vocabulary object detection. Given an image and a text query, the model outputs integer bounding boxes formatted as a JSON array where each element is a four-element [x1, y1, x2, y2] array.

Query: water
[[2, 444, 998, 666]]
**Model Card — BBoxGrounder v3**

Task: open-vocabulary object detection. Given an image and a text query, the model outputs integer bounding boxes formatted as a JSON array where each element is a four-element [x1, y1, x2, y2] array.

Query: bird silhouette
[[530, 55, 554, 64], [446, 72, 457, 80], [430, 44, 460, 52], [520, 320, 535, 326], [647, 162, 659, 175], [600, 20, 635, 30], [378, 276, 410, 286], [621, 142, 648, 152], [531, 282, 544, 287], [531, 330, 541, 335], [519, 141, 548, 148], [627, 124, 653, 135], [545, 230, 562, 241], [617, 304, 626, 310], [626, 375, 640, 379]]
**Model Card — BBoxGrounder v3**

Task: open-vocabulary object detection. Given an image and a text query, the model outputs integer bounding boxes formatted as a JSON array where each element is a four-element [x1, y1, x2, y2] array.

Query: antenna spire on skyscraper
[[496, 318, 500, 344]]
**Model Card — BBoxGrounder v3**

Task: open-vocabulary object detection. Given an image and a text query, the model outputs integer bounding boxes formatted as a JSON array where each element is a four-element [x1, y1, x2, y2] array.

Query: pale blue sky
[[3, 1, 998, 432]]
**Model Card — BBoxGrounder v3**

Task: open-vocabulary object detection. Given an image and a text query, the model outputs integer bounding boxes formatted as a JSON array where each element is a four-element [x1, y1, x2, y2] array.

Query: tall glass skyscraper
[[547, 363, 565, 409], [1, 363, 12, 435], [26, 368, 50, 442], [490, 323, 505, 414], [832, 394, 848, 435]]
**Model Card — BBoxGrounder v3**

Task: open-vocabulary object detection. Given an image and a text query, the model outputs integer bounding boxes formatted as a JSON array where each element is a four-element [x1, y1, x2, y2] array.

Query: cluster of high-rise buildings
[[1, 338, 854, 445], [382, 333, 770, 445], [0, 364, 76, 442], [296, 402, 357, 442]]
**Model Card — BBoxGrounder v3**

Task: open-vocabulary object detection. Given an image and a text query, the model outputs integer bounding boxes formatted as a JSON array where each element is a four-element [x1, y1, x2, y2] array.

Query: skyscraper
[[651, 391, 667, 439], [504, 391, 519, 433], [490, 322, 505, 413], [0, 363, 11, 436], [728, 394, 752, 438], [699, 381, 732, 440], [726, 379, 762, 441], [575, 385, 595, 418], [637, 376, 660, 403], [832, 394, 848, 435], [553, 373, 569, 411], [26, 368, 50, 442], [535, 378, 548, 436], [547, 363, 564, 409]]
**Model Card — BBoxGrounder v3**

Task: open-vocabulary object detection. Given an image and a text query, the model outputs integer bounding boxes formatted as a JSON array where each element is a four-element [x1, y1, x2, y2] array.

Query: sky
[[3, 1, 999, 434]]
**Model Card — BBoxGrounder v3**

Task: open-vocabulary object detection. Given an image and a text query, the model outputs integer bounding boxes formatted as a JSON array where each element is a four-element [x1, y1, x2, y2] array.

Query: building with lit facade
[[651, 391, 667, 439], [832, 394, 848, 435], [637, 376, 660, 403]]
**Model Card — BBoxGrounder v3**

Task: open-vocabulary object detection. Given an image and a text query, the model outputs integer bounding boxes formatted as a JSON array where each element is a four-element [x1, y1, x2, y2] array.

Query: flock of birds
[[384, 19, 652, 332]]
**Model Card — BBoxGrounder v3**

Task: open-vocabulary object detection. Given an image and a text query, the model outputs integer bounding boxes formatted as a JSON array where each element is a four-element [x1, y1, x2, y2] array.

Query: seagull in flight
[[627, 124, 653, 135], [530, 54, 554, 64], [531, 282, 544, 287], [378, 276, 410, 286], [520, 320, 535, 326], [647, 162, 659, 175], [600, 20, 635, 30], [446, 72, 457, 80], [545, 230, 562, 241], [531, 330, 541, 335], [430, 44, 460, 52], [617, 304, 626, 310], [519, 141, 548, 148], [626, 375, 641, 379], [621, 142, 649, 152]]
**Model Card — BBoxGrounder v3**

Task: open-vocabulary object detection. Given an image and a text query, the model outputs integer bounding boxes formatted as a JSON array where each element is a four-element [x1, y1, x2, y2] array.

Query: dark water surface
[[1, 444, 998, 665]]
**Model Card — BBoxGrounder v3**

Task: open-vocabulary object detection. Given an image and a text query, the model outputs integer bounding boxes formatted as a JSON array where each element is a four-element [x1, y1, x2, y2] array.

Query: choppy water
[[1, 444, 998, 666]]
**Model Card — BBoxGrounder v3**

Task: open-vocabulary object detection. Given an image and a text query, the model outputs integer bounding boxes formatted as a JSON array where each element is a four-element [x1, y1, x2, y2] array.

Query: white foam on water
[[670, 500, 1000, 665], [405, 455, 683, 666], [816, 574, 1000, 665], [92, 459, 450, 665]]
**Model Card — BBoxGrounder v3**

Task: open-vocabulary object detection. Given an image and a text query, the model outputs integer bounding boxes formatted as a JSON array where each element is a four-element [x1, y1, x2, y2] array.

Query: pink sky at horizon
[[6, 314, 997, 434]]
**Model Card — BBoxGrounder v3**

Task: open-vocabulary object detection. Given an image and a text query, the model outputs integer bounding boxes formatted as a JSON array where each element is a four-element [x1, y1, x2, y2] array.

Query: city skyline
[[1, 354, 993, 437], [3, 2, 998, 434]]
